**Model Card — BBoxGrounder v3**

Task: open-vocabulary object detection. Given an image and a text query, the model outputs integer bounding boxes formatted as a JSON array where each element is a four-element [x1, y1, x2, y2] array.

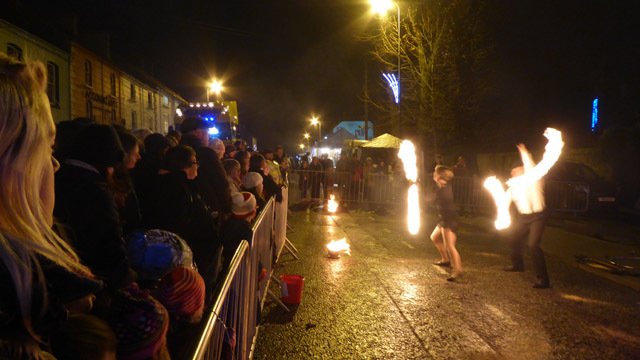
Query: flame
[[327, 194, 338, 213], [484, 128, 563, 230], [483, 176, 511, 230], [327, 238, 351, 255], [398, 140, 418, 182], [407, 184, 420, 235], [398, 140, 420, 235], [507, 128, 564, 187]]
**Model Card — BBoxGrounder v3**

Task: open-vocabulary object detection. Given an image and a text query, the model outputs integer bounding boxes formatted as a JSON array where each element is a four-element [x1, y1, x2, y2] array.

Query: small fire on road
[[327, 194, 338, 213], [327, 238, 350, 258], [398, 140, 420, 235]]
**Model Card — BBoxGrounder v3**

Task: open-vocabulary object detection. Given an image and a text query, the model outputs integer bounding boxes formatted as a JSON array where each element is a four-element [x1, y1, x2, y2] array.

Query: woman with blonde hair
[[0, 53, 100, 358], [429, 165, 464, 282]]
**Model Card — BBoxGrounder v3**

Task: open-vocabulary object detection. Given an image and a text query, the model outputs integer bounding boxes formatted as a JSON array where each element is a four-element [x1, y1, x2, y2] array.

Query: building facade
[[1, 19, 71, 124]]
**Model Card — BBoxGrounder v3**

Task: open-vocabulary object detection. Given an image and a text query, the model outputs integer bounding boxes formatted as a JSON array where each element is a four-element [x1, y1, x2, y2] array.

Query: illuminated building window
[[111, 109, 117, 123], [110, 73, 116, 96], [84, 60, 92, 86], [131, 110, 137, 129], [163, 95, 169, 107], [46, 62, 59, 107], [7, 43, 22, 60], [130, 83, 136, 100], [147, 92, 152, 108]]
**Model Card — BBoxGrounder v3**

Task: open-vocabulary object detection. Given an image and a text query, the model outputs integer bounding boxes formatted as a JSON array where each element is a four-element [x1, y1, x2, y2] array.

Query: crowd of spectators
[[0, 54, 290, 360]]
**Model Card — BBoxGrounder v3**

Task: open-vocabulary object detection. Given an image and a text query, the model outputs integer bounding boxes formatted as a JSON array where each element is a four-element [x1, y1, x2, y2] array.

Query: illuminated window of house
[[148, 92, 152, 108], [130, 83, 136, 100], [110, 73, 116, 96], [46, 62, 59, 107], [112, 109, 117, 123], [84, 60, 92, 86], [7, 43, 23, 61], [163, 96, 169, 107]]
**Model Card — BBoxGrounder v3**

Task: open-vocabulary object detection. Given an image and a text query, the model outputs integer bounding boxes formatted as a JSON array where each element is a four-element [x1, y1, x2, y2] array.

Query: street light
[[207, 80, 223, 102], [310, 116, 321, 145], [303, 133, 310, 151], [370, 0, 401, 134]]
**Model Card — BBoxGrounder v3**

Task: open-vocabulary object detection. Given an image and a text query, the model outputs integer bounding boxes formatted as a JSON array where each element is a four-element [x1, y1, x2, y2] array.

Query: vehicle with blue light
[[176, 100, 239, 141]]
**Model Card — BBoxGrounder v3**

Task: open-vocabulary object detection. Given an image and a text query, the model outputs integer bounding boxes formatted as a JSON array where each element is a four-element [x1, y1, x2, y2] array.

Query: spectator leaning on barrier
[[153, 145, 223, 283], [262, 148, 283, 186], [54, 123, 136, 291], [242, 172, 267, 213], [250, 153, 283, 202], [0, 53, 102, 359], [180, 116, 231, 218], [220, 192, 258, 270]]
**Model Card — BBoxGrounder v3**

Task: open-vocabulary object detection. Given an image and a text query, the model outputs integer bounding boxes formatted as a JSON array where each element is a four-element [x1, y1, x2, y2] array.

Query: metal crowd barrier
[[288, 170, 590, 212], [189, 195, 279, 360]]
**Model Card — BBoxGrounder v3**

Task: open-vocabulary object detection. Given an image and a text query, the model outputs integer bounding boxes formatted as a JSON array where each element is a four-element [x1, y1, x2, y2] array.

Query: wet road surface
[[254, 208, 640, 359]]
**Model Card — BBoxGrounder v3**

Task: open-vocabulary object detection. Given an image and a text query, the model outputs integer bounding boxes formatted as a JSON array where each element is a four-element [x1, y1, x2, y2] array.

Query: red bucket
[[280, 274, 304, 304]]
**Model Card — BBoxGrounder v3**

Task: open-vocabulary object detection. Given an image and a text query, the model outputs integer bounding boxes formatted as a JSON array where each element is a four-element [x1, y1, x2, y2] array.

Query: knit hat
[[109, 284, 169, 360], [209, 138, 225, 156], [125, 229, 196, 282], [231, 192, 257, 218], [242, 172, 263, 189], [157, 266, 205, 317]]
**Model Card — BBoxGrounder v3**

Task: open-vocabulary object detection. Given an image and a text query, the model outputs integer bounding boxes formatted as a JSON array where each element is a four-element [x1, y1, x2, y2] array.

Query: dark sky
[[5, 0, 640, 152]]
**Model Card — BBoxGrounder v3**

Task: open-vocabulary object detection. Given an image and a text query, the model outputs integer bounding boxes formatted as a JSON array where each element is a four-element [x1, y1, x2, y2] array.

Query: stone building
[[0, 19, 71, 124]]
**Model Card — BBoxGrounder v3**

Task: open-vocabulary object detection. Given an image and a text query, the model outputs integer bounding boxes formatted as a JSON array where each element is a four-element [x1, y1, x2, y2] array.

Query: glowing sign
[[383, 73, 399, 104], [591, 98, 598, 132]]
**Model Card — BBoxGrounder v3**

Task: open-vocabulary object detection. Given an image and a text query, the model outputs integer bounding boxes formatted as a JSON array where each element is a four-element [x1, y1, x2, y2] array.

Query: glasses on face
[[189, 160, 200, 167]]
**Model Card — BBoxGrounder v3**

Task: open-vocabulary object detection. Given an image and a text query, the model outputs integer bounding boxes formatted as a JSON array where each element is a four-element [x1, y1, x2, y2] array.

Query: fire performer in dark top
[[429, 165, 464, 282]]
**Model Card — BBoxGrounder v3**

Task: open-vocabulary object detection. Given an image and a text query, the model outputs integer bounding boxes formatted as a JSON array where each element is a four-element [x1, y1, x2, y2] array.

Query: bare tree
[[368, 0, 490, 154]]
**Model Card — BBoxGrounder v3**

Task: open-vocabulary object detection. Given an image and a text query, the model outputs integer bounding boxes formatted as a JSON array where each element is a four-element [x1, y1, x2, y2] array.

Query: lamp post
[[304, 133, 310, 152], [310, 117, 321, 145], [370, 0, 401, 135], [207, 80, 223, 102]]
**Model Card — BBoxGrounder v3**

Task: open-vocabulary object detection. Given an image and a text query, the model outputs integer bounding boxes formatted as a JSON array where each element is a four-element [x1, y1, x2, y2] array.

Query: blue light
[[208, 126, 219, 135], [591, 98, 598, 132], [383, 73, 400, 104]]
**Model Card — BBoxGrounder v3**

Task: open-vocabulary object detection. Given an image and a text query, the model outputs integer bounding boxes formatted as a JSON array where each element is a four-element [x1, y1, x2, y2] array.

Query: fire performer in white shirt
[[503, 143, 551, 289]]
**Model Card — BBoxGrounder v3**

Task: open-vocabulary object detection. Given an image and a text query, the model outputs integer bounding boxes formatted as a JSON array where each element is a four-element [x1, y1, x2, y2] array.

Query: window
[[130, 84, 136, 100], [86, 100, 93, 119], [84, 60, 92, 86], [163, 95, 169, 107], [110, 73, 116, 96], [111, 109, 117, 123], [46, 62, 59, 107], [7, 43, 23, 60], [131, 111, 137, 129], [148, 92, 152, 108]]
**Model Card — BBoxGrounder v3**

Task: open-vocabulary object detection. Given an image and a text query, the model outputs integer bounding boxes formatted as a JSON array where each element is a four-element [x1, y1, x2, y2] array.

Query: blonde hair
[[0, 53, 88, 343]]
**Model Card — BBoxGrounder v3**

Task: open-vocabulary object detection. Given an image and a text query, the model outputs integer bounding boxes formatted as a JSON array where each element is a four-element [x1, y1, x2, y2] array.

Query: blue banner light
[[591, 98, 598, 132], [383, 73, 399, 104]]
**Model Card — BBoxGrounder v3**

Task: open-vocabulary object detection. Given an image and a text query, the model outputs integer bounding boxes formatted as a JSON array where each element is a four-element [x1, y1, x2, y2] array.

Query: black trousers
[[510, 211, 549, 283]]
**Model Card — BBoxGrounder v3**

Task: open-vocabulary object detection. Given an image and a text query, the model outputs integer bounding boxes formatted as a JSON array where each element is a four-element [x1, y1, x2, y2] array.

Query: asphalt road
[[253, 207, 640, 359]]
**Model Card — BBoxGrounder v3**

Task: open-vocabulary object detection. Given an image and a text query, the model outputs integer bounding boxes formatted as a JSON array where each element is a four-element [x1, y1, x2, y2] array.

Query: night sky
[[5, 0, 640, 152]]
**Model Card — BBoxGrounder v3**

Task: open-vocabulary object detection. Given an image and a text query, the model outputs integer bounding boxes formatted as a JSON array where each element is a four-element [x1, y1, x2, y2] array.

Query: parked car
[[545, 161, 619, 213]]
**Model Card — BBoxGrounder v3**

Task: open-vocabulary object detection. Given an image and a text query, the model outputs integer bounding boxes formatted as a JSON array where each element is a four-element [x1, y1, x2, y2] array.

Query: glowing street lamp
[[303, 133, 310, 151], [207, 80, 223, 102], [310, 116, 321, 144]]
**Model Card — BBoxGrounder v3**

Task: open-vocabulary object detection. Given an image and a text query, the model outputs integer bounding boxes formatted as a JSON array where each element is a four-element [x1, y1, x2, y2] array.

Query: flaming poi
[[484, 127, 564, 230], [327, 238, 351, 258], [327, 194, 338, 213], [398, 140, 420, 235]]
